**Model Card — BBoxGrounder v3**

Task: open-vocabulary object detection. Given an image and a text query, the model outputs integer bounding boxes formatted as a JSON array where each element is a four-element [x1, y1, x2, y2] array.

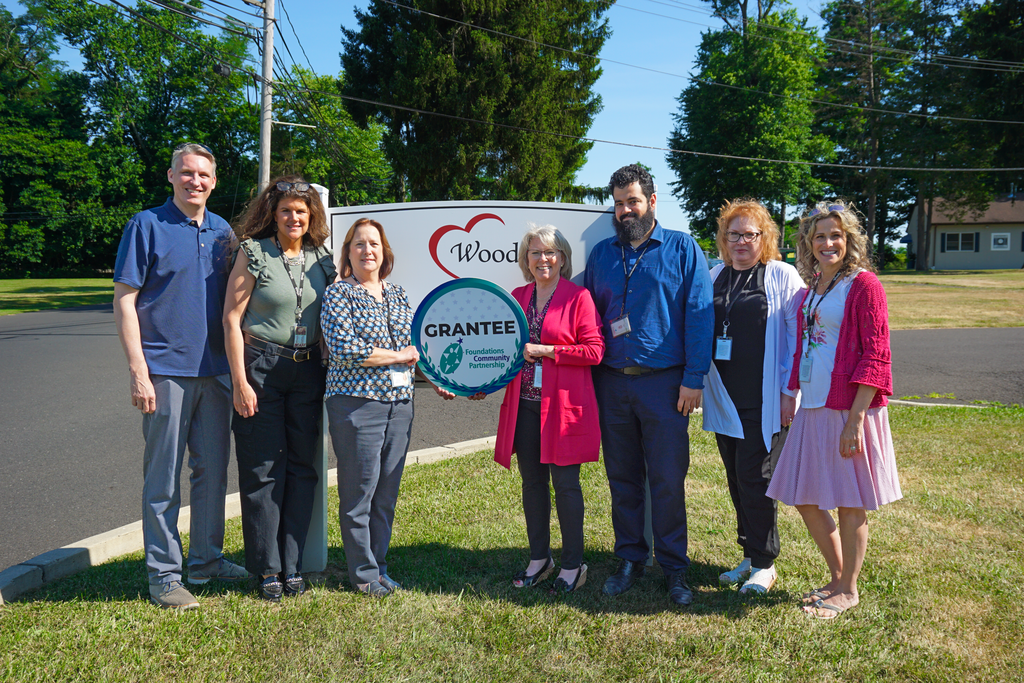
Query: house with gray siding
[[907, 195, 1024, 270]]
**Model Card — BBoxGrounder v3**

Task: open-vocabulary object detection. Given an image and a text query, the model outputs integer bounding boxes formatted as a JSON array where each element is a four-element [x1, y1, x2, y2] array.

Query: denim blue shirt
[[584, 222, 713, 389], [113, 199, 233, 377]]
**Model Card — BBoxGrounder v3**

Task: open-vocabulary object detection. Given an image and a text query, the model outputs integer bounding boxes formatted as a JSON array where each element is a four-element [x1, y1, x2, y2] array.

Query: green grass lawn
[[2, 406, 1022, 682], [0, 279, 113, 316]]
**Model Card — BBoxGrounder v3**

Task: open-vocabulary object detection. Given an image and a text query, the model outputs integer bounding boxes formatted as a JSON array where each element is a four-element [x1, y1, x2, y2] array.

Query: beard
[[612, 205, 656, 244]]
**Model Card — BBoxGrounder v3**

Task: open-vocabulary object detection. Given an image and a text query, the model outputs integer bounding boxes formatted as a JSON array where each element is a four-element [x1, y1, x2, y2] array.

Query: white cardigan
[[702, 259, 805, 451]]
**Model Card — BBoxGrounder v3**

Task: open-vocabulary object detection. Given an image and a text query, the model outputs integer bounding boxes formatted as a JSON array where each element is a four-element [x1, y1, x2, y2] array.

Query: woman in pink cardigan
[[766, 201, 902, 620], [487, 225, 604, 594]]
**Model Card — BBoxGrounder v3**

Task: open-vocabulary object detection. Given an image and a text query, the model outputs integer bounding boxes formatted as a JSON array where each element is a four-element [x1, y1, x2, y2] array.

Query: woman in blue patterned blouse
[[320, 218, 445, 596]]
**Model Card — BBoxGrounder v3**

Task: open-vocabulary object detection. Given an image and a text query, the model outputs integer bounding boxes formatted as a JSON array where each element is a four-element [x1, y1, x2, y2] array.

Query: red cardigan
[[787, 271, 892, 409], [494, 279, 604, 468]]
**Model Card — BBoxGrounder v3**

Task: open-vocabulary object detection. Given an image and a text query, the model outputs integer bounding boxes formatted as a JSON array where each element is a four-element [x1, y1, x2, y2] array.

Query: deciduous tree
[[666, 3, 832, 240]]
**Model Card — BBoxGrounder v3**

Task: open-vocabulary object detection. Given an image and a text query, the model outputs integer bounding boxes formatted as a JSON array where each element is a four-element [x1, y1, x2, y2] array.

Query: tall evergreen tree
[[814, 0, 916, 263], [947, 0, 1024, 196], [340, 0, 613, 203], [666, 3, 832, 240]]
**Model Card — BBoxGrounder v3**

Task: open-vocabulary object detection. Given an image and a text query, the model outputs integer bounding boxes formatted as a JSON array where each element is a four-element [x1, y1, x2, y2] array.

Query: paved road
[[1, 307, 1020, 571], [0, 305, 500, 570], [890, 328, 1024, 405]]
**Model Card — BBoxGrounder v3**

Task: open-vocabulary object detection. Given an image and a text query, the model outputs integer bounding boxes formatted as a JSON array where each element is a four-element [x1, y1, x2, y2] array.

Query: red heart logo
[[428, 213, 505, 279]]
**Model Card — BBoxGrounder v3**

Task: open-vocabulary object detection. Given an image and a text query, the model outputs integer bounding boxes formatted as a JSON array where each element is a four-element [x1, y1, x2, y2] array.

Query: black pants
[[514, 399, 584, 571], [715, 406, 786, 569], [233, 343, 325, 577]]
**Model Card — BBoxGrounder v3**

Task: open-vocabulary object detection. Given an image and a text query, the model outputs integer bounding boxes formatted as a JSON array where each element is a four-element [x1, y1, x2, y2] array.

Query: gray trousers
[[142, 374, 232, 586], [326, 394, 413, 586]]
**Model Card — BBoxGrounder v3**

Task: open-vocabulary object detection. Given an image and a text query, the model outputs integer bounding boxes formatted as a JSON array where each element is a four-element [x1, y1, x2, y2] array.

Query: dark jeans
[[514, 399, 584, 571], [715, 406, 787, 569], [326, 394, 413, 587], [593, 365, 692, 574], [233, 343, 325, 577]]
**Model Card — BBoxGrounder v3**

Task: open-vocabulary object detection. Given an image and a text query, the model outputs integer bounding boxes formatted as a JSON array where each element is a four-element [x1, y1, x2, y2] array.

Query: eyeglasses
[[808, 204, 844, 217], [528, 250, 559, 260], [275, 181, 312, 193], [726, 231, 761, 243], [174, 142, 214, 155]]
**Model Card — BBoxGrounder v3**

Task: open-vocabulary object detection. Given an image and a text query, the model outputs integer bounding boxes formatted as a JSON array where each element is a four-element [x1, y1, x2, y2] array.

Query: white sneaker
[[739, 565, 777, 595], [718, 558, 752, 586]]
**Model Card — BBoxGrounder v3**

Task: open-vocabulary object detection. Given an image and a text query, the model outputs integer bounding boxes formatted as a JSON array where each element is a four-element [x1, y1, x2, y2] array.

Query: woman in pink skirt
[[766, 201, 902, 620]]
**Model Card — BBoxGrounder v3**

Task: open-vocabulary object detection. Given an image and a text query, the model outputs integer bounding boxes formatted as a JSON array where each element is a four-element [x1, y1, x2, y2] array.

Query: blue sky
[[5, 0, 826, 232]]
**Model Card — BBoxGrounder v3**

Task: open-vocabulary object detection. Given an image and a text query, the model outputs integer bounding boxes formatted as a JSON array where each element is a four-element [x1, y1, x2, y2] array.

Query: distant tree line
[[668, 0, 1023, 268], [2, 0, 1019, 275]]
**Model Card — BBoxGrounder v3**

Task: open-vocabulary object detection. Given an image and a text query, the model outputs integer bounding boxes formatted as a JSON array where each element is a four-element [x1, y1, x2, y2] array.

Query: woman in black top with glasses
[[701, 199, 804, 596]]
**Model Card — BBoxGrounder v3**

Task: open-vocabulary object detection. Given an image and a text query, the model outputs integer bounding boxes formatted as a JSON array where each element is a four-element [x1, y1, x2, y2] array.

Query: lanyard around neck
[[803, 270, 842, 348], [618, 239, 651, 318], [274, 236, 306, 325]]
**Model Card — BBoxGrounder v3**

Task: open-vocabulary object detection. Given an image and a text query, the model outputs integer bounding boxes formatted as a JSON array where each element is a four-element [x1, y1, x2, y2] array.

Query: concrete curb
[[0, 436, 496, 606], [887, 399, 991, 409]]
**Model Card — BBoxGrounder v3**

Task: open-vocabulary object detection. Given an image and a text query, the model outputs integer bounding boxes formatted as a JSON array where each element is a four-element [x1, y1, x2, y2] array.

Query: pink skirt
[[766, 406, 902, 511]]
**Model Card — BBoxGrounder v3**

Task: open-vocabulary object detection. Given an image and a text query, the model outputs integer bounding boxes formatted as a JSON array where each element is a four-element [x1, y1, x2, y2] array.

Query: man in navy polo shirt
[[113, 144, 249, 610], [584, 164, 713, 607]]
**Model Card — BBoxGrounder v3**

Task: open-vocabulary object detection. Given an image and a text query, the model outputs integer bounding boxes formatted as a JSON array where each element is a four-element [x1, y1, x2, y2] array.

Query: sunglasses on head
[[808, 204, 845, 217], [275, 181, 312, 193]]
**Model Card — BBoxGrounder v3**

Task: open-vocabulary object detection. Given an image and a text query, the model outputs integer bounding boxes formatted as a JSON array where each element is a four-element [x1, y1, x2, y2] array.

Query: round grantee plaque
[[412, 278, 527, 396]]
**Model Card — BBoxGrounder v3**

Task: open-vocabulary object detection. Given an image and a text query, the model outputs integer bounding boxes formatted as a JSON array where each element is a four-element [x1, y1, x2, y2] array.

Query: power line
[[86, 0, 261, 68], [629, 0, 1024, 73], [277, 0, 317, 74], [793, 0, 1024, 69], [72, 0, 1024, 176], [294, 82, 1024, 173], [136, 0, 251, 37], [202, 0, 266, 21], [148, 0, 259, 31], [382, 0, 1024, 126]]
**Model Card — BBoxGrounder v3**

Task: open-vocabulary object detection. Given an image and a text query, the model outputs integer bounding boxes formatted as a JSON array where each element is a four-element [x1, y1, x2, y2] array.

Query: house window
[[943, 232, 976, 252], [992, 233, 1010, 251]]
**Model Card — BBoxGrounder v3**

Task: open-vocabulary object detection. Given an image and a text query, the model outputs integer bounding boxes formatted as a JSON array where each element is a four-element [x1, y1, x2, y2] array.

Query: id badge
[[292, 325, 308, 349], [533, 363, 543, 388], [390, 365, 411, 387], [799, 355, 813, 383], [714, 336, 732, 361], [610, 314, 632, 338]]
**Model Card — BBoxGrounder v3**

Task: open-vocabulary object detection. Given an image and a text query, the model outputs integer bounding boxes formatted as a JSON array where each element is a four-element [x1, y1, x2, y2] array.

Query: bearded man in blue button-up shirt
[[113, 144, 249, 610], [584, 164, 713, 607]]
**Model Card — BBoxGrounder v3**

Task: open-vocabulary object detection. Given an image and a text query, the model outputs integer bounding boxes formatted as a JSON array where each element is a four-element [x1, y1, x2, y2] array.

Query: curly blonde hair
[[715, 198, 782, 266], [795, 200, 874, 283]]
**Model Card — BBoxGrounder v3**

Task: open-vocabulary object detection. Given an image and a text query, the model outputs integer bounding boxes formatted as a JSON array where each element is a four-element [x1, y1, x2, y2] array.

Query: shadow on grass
[[14, 544, 789, 622], [4, 286, 114, 294], [0, 298, 114, 316]]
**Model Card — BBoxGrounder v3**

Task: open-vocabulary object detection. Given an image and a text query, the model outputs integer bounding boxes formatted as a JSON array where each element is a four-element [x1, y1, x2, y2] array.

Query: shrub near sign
[[412, 278, 528, 396]]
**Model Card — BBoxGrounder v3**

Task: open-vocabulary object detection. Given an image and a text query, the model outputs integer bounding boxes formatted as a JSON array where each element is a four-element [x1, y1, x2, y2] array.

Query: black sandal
[[283, 573, 305, 597], [549, 564, 588, 594], [258, 575, 283, 603], [512, 557, 554, 588]]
